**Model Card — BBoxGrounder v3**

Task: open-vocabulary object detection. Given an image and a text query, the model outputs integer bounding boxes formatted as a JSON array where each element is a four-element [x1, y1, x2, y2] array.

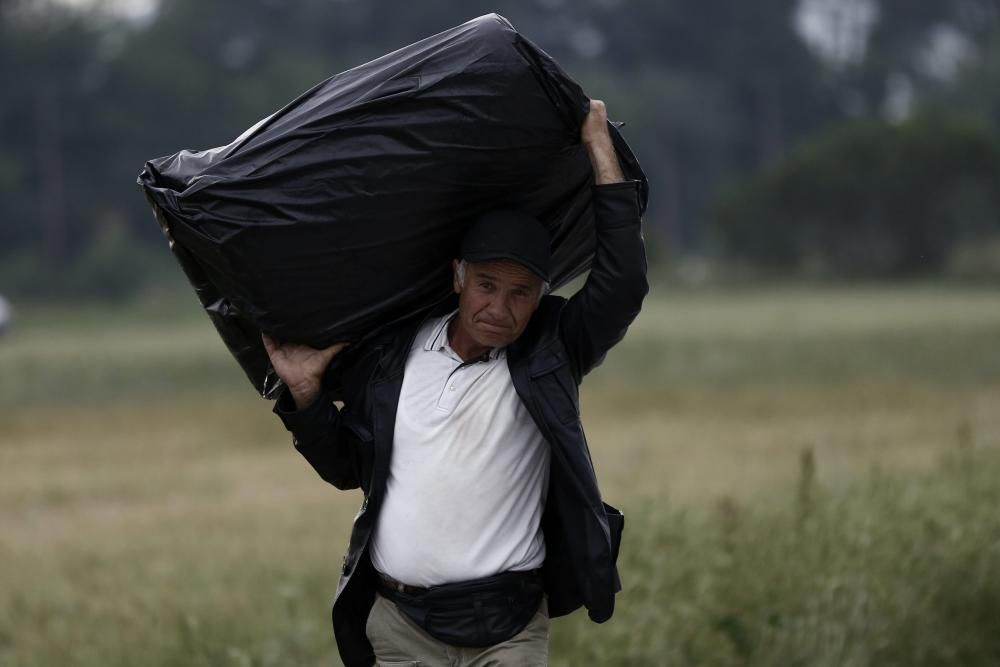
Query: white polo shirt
[[370, 311, 550, 587]]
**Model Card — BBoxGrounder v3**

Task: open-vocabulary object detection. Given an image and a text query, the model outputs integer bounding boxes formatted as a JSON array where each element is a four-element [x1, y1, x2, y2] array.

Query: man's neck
[[447, 318, 491, 362]]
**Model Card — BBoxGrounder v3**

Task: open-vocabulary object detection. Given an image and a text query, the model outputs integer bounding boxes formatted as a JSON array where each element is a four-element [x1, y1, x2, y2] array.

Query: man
[[264, 99, 647, 666]]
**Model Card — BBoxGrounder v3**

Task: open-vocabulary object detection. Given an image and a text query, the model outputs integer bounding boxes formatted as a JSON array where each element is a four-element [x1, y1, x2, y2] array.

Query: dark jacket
[[274, 181, 648, 667]]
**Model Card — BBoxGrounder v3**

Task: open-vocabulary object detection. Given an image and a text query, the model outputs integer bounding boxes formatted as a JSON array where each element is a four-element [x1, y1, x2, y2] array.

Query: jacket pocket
[[530, 355, 580, 427], [341, 411, 373, 443], [339, 410, 376, 496]]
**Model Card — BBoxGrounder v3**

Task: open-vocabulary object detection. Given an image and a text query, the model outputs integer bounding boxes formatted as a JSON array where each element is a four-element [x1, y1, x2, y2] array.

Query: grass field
[[2, 285, 999, 666]]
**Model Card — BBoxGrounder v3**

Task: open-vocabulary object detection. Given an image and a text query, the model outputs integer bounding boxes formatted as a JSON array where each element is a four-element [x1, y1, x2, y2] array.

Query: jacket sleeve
[[272, 389, 368, 491], [560, 180, 648, 381]]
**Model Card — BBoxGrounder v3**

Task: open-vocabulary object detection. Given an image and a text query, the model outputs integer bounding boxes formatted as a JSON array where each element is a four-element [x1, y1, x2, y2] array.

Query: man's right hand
[[262, 334, 349, 410]]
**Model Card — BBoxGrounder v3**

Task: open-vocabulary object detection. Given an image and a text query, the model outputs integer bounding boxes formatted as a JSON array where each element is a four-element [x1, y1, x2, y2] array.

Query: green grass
[[0, 297, 247, 405], [551, 447, 1000, 667], [1, 284, 999, 666], [597, 284, 1000, 386]]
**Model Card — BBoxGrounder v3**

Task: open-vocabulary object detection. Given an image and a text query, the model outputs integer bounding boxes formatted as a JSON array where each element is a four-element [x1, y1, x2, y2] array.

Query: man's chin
[[474, 326, 513, 348]]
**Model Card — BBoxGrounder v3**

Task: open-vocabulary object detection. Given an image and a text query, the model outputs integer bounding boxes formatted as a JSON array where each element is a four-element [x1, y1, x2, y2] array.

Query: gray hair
[[456, 260, 550, 304]]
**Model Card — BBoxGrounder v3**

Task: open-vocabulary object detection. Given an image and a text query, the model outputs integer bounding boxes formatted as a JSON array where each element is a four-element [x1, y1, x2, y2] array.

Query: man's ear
[[452, 259, 462, 295]]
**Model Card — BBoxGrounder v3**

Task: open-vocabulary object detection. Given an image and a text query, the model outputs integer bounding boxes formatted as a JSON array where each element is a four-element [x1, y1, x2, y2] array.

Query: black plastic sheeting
[[138, 13, 647, 399]]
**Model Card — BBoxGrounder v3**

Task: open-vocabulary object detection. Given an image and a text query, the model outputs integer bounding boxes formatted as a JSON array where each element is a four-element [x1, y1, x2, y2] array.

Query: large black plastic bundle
[[138, 13, 647, 398]]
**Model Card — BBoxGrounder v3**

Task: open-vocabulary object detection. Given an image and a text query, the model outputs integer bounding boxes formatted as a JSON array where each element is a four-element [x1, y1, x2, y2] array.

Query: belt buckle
[[380, 572, 412, 595]]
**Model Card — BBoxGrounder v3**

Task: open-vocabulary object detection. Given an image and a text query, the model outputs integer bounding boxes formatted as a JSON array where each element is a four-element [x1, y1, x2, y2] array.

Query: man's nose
[[485, 294, 508, 318]]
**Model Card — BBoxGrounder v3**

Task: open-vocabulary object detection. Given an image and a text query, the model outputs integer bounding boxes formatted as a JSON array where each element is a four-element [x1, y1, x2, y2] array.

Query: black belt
[[375, 569, 541, 596], [376, 571, 427, 596]]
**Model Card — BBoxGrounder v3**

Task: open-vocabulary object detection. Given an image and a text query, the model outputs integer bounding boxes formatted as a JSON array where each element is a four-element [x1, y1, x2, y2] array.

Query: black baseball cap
[[459, 208, 551, 281]]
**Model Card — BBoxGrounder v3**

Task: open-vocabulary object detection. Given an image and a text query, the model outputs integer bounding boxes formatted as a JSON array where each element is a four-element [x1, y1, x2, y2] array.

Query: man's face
[[452, 259, 544, 349]]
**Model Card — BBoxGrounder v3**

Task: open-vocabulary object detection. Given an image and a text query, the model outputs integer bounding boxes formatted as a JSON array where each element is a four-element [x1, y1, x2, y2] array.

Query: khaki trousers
[[365, 592, 550, 667]]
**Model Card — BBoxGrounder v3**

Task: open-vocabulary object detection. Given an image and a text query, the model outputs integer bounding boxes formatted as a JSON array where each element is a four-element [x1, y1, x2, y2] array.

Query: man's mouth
[[477, 320, 509, 332]]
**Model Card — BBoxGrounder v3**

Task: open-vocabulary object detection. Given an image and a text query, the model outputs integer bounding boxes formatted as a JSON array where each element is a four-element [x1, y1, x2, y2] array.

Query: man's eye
[[478, 282, 493, 290]]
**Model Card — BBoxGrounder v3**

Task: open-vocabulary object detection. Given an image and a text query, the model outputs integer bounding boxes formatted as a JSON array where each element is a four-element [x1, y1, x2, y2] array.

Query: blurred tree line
[[1, 0, 999, 299]]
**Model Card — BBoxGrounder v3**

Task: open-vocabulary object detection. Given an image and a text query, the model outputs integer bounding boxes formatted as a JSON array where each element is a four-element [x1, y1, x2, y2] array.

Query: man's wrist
[[289, 383, 321, 411], [585, 137, 624, 185]]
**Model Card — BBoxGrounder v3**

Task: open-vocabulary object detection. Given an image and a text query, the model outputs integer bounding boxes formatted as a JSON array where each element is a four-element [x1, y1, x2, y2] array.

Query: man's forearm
[[580, 99, 624, 185], [585, 133, 625, 185]]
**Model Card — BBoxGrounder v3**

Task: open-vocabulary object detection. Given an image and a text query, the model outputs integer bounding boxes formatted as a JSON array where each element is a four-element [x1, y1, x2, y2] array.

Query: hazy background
[[2, 1, 1000, 665], [2, 0, 1000, 297]]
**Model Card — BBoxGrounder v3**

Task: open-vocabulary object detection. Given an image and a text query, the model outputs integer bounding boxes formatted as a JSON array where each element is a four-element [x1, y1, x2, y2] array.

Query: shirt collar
[[423, 310, 504, 361]]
